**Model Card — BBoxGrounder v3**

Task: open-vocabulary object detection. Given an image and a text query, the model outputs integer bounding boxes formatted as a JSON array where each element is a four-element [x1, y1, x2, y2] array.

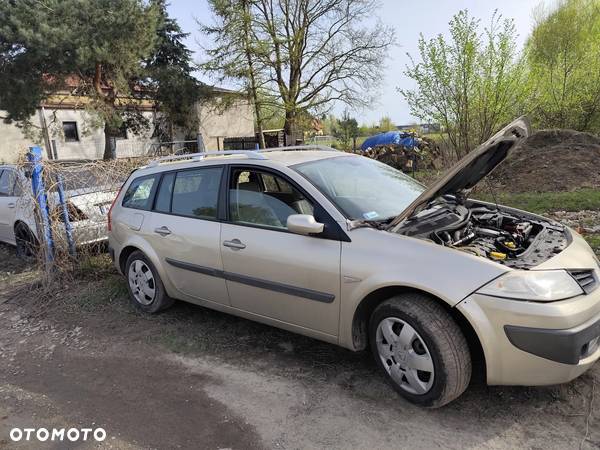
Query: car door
[[144, 166, 230, 306], [220, 166, 342, 337], [0, 169, 18, 243]]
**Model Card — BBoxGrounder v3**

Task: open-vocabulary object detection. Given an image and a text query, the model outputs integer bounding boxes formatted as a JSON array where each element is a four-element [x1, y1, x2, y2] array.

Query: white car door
[[0, 169, 18, 244]]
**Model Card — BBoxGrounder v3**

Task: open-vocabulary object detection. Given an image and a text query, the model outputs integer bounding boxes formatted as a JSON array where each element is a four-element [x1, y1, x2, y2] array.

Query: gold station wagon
[[108, 117, 600, 407]]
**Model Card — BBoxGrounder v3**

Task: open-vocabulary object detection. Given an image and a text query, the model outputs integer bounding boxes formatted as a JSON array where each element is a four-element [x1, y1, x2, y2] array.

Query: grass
[[584, 234, 600, 256], [474, 189, 600, 215]]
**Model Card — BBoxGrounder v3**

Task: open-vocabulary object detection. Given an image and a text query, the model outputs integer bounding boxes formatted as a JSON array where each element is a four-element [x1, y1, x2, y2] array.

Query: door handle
[[154, 226, 172, 237], [223, 239, 246, 250], [7, 203, 15, 209]]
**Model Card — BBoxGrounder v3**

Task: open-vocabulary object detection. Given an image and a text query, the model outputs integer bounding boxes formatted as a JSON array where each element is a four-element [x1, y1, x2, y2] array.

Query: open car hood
[[388, 116, 531, 229]]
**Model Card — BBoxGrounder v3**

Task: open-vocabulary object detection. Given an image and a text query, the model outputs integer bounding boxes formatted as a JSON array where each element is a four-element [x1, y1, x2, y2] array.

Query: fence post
[[196, 133, 205, 152], [26, 146, 54, 265], [56, 173, 76, 257]]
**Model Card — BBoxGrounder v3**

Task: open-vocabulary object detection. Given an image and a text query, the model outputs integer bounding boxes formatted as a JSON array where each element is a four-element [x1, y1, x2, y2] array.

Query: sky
[[167, 0, 543, 125]]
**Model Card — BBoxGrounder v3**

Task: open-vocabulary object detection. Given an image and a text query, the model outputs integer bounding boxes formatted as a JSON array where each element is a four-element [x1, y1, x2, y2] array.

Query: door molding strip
[[165, 257, 335, 303]]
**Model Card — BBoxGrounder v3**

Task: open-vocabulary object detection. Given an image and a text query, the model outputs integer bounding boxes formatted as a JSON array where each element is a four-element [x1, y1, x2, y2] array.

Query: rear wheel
[[369, 293, 471, 408], [125, 251, 174, 313], [14, 223, 38, 259]]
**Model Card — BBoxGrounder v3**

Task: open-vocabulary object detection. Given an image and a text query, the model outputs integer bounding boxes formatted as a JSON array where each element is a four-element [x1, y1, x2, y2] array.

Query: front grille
[[569, 269, 598, 294]]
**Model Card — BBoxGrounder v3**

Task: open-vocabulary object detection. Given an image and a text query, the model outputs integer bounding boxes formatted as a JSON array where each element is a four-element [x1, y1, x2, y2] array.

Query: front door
[[0, 169, 18, 243], [220, 167, 341, 337]]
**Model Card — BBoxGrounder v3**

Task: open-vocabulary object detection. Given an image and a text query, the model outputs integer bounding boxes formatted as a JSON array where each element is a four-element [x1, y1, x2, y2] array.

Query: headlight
[[477, 270, 583, 301]]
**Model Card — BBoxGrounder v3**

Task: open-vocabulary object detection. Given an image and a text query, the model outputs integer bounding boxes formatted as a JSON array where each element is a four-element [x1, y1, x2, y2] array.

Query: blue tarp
[[360, 131, 417, 151]]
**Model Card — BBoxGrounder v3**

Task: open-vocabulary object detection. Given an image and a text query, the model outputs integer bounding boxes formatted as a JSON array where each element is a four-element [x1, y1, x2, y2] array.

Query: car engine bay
[[395, 197, 570, 269]]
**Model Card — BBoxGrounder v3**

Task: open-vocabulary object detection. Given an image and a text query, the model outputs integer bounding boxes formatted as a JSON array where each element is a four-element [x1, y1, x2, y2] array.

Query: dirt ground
[[492, 129, 600, 193], [0, 244, 598, 450]]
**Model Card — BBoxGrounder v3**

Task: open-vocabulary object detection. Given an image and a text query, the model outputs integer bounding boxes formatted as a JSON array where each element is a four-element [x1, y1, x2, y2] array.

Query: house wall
[[197, 99, 255, 150], [0, 97, 255, 162], [0, 108, 156, 162]]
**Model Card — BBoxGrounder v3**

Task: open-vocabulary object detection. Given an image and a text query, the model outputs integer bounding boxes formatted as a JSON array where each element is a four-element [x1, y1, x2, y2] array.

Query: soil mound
[[492, 129, 600, 193]]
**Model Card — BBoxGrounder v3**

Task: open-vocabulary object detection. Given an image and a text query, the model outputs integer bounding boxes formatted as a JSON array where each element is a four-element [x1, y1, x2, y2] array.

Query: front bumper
[[457, 289, 600, 386]]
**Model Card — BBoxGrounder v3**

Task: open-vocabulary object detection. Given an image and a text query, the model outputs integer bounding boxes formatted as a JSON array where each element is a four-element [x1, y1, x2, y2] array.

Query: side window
[[229, 169, 314, 229], [154, 172, 175, 213], [0, 170, 15, 196], [122, 175, 157, 210], [171, 167, 222, 219], [261, 173, 293, 194]]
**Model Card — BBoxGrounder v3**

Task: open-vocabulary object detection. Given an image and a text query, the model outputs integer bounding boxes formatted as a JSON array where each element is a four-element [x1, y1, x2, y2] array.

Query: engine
[[396, 198, 570, 268]]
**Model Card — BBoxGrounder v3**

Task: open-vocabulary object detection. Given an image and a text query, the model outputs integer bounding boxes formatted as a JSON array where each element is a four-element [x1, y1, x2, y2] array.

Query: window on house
[[112, 124, 128, 140], [62, 122, 79, 142]]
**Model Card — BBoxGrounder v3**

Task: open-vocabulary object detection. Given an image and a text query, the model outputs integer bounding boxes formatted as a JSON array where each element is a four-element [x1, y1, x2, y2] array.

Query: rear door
[[144, 166, 230, 306], [220, 166, 341, 337], [0, 169, 18, 243]]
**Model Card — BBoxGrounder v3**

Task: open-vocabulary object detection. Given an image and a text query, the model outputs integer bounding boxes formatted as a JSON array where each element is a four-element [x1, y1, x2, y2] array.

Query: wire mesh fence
[[13, 151, 152, 284]]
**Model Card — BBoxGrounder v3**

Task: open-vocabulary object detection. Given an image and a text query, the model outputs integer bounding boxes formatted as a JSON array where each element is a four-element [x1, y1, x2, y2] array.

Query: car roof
[[136, 148, 356, 175], [260, 150, 351, 166]]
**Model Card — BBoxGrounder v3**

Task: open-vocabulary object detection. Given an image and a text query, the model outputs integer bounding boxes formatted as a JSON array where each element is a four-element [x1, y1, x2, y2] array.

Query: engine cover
[[399, 203, 469, 237]]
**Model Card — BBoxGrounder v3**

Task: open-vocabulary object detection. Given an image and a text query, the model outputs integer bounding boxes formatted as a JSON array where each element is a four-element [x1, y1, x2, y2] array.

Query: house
[[0, 84, 255, 163], [396, 123, 441, 134]]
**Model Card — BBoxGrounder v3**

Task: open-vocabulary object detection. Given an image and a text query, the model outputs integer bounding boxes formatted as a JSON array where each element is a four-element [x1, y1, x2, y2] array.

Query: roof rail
[[147, 150, 267, 167], [258, 144, 338, 153], [146, 145, 338, 168]]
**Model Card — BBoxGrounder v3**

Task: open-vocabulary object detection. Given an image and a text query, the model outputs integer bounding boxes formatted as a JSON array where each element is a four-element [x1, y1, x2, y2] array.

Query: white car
[[0, 164, 118, 255]]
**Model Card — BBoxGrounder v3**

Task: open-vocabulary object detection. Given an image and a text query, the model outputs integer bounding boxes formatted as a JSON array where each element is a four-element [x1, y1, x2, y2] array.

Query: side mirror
[[286, 214, 324, 235]]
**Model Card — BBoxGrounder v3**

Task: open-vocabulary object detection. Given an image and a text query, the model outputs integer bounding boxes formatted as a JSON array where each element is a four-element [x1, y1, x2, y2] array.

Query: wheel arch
[[13, 220, 38, 242], [351, 285, 486, 380], [117, 241, 177, 299], [118, 245, 141, 274]]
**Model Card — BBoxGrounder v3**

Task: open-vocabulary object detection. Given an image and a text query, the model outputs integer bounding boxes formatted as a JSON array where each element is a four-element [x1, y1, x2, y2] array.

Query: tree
[[401, 10, 524, 158], [333, 111, 359, 151], [200, 0, 273, 148], [378, 116, 395, 132], [0, 0, 159, 159], [201, 0, 395, 144], [146, 0, 204, 142], [526, 0, 600, 131]]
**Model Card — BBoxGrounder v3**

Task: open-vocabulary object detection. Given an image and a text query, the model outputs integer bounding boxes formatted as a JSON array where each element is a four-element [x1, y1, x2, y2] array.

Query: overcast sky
[[167, 0, 543, 125]]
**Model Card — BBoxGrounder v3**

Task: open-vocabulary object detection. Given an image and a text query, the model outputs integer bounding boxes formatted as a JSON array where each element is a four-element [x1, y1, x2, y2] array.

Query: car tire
[[369, 293, 471, 408], [14, 222, 38, 259], [125, 250, 174, 314]]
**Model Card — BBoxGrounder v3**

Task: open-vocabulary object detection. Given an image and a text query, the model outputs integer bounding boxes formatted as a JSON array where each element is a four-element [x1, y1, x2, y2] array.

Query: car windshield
[[293, 155, 426, 221]]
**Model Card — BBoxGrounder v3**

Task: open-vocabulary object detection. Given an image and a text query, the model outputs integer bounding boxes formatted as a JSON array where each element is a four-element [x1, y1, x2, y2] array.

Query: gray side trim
[[165, 258, 223, 278], [164, 257, 335, 304], [504, 314, 600, 365]]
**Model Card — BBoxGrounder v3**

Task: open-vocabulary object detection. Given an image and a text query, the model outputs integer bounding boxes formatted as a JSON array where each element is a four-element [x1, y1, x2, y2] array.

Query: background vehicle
[[0, 163, 118, 255], [108, 118, 600, 407]]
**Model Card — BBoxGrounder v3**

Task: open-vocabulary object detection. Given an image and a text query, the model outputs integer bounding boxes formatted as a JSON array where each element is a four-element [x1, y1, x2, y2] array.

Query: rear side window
[[171, 167, 222, 219], [122, 175, 157, 210]]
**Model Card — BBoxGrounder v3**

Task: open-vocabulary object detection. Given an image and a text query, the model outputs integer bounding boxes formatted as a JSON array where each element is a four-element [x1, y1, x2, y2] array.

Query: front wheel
[[125, 251, 174, 313], [369, 293, 471, 408], [14, 223, 38, 259]]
